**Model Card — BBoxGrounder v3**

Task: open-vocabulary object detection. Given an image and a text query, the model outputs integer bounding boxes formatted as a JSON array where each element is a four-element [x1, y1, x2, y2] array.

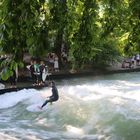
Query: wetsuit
[[41, 82, 59, 108]]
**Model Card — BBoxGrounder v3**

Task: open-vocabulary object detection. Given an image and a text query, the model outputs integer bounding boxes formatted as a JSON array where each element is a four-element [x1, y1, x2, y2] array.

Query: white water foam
[[1, 81, 140, 115], [0, 89, 35, 109], [59, 82, 140, 123], [1, 77, 140, 139]]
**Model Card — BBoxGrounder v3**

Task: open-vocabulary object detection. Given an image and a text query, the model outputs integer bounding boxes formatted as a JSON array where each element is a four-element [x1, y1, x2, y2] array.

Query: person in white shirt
[[131, 56, 135, 68], [54, 54, 59, 72], [136, 54, 140, 66]]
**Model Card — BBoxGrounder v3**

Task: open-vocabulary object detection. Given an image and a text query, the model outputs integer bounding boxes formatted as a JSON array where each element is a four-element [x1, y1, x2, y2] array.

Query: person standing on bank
[[39, 60, 46, 85], [39, 81, 59, 109], [9, 64, 18, 88], [33, 60, 40, 85], [54, 54, 59, 72], [28, 60, 36, 84]]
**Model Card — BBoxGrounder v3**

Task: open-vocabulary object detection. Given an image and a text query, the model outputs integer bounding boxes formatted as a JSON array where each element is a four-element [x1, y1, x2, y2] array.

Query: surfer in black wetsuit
[[39, 81, 59, 109]]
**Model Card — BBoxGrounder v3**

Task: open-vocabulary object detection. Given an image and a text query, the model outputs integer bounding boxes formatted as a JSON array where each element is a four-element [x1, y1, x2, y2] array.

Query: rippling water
[[0, 72, 140, 140]]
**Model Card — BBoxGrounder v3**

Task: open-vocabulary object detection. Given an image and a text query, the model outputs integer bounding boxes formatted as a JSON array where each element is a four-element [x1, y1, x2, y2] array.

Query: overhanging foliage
[[0, 0, 140, 79]]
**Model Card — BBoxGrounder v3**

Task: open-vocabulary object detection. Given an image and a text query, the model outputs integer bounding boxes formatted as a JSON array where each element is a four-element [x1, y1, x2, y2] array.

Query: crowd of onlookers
[[44, 44, 68, 73], [45, 51, 68, 73], [2, 50, 140, 88], [27, 50, 68, 86], [46, 53, 59, 72], [122, 54, 140, 69], [0, 44, 68, 87]]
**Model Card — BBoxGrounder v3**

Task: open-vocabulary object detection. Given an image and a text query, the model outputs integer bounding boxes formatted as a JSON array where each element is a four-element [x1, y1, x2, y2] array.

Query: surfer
[[39, 81, 59, 109]]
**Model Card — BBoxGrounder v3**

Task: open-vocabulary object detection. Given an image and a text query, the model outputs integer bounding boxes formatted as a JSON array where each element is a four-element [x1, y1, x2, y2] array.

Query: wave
[[0, 73, 140, 139]]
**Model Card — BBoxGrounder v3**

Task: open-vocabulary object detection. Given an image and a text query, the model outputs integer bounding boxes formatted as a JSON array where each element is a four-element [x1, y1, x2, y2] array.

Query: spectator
[[131, 56, 135, 68], [136, 54, 140, 66], [54, 54, 59, 72], [61, 51, 68, 64], [39, 60, 47, 85], [33, 60, 40, 85], [9, 65, 18, 88], [48, 53, 54, 72]]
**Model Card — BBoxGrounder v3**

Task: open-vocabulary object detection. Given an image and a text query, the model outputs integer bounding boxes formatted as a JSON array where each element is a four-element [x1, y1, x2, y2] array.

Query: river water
[[0, 72, 140, 140]]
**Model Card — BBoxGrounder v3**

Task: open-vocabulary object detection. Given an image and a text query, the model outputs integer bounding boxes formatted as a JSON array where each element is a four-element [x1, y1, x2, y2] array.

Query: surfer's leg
[[40, 97, 55, 109], [41, 98, 53, 108], [41, 100, 49, 108]]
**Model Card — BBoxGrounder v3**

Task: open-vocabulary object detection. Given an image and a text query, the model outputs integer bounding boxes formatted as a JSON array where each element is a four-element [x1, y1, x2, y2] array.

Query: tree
[[47, 0, 68, 66], [66, 0, 101, 69], [0, 0, 47, 80], [126, 0, 140, 53], [0, 0, 139, 80]]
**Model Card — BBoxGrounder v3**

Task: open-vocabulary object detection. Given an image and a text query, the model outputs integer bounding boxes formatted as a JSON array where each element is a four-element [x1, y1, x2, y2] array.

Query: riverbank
[[18, 63, 140, 81], [1, 62, 140, 89]]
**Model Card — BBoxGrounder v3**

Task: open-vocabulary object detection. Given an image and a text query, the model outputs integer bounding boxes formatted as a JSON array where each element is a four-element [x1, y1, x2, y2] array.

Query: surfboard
[[26, 65, 31, 70], [26, 104, 44, 112], [42, 66, 51, 82]]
